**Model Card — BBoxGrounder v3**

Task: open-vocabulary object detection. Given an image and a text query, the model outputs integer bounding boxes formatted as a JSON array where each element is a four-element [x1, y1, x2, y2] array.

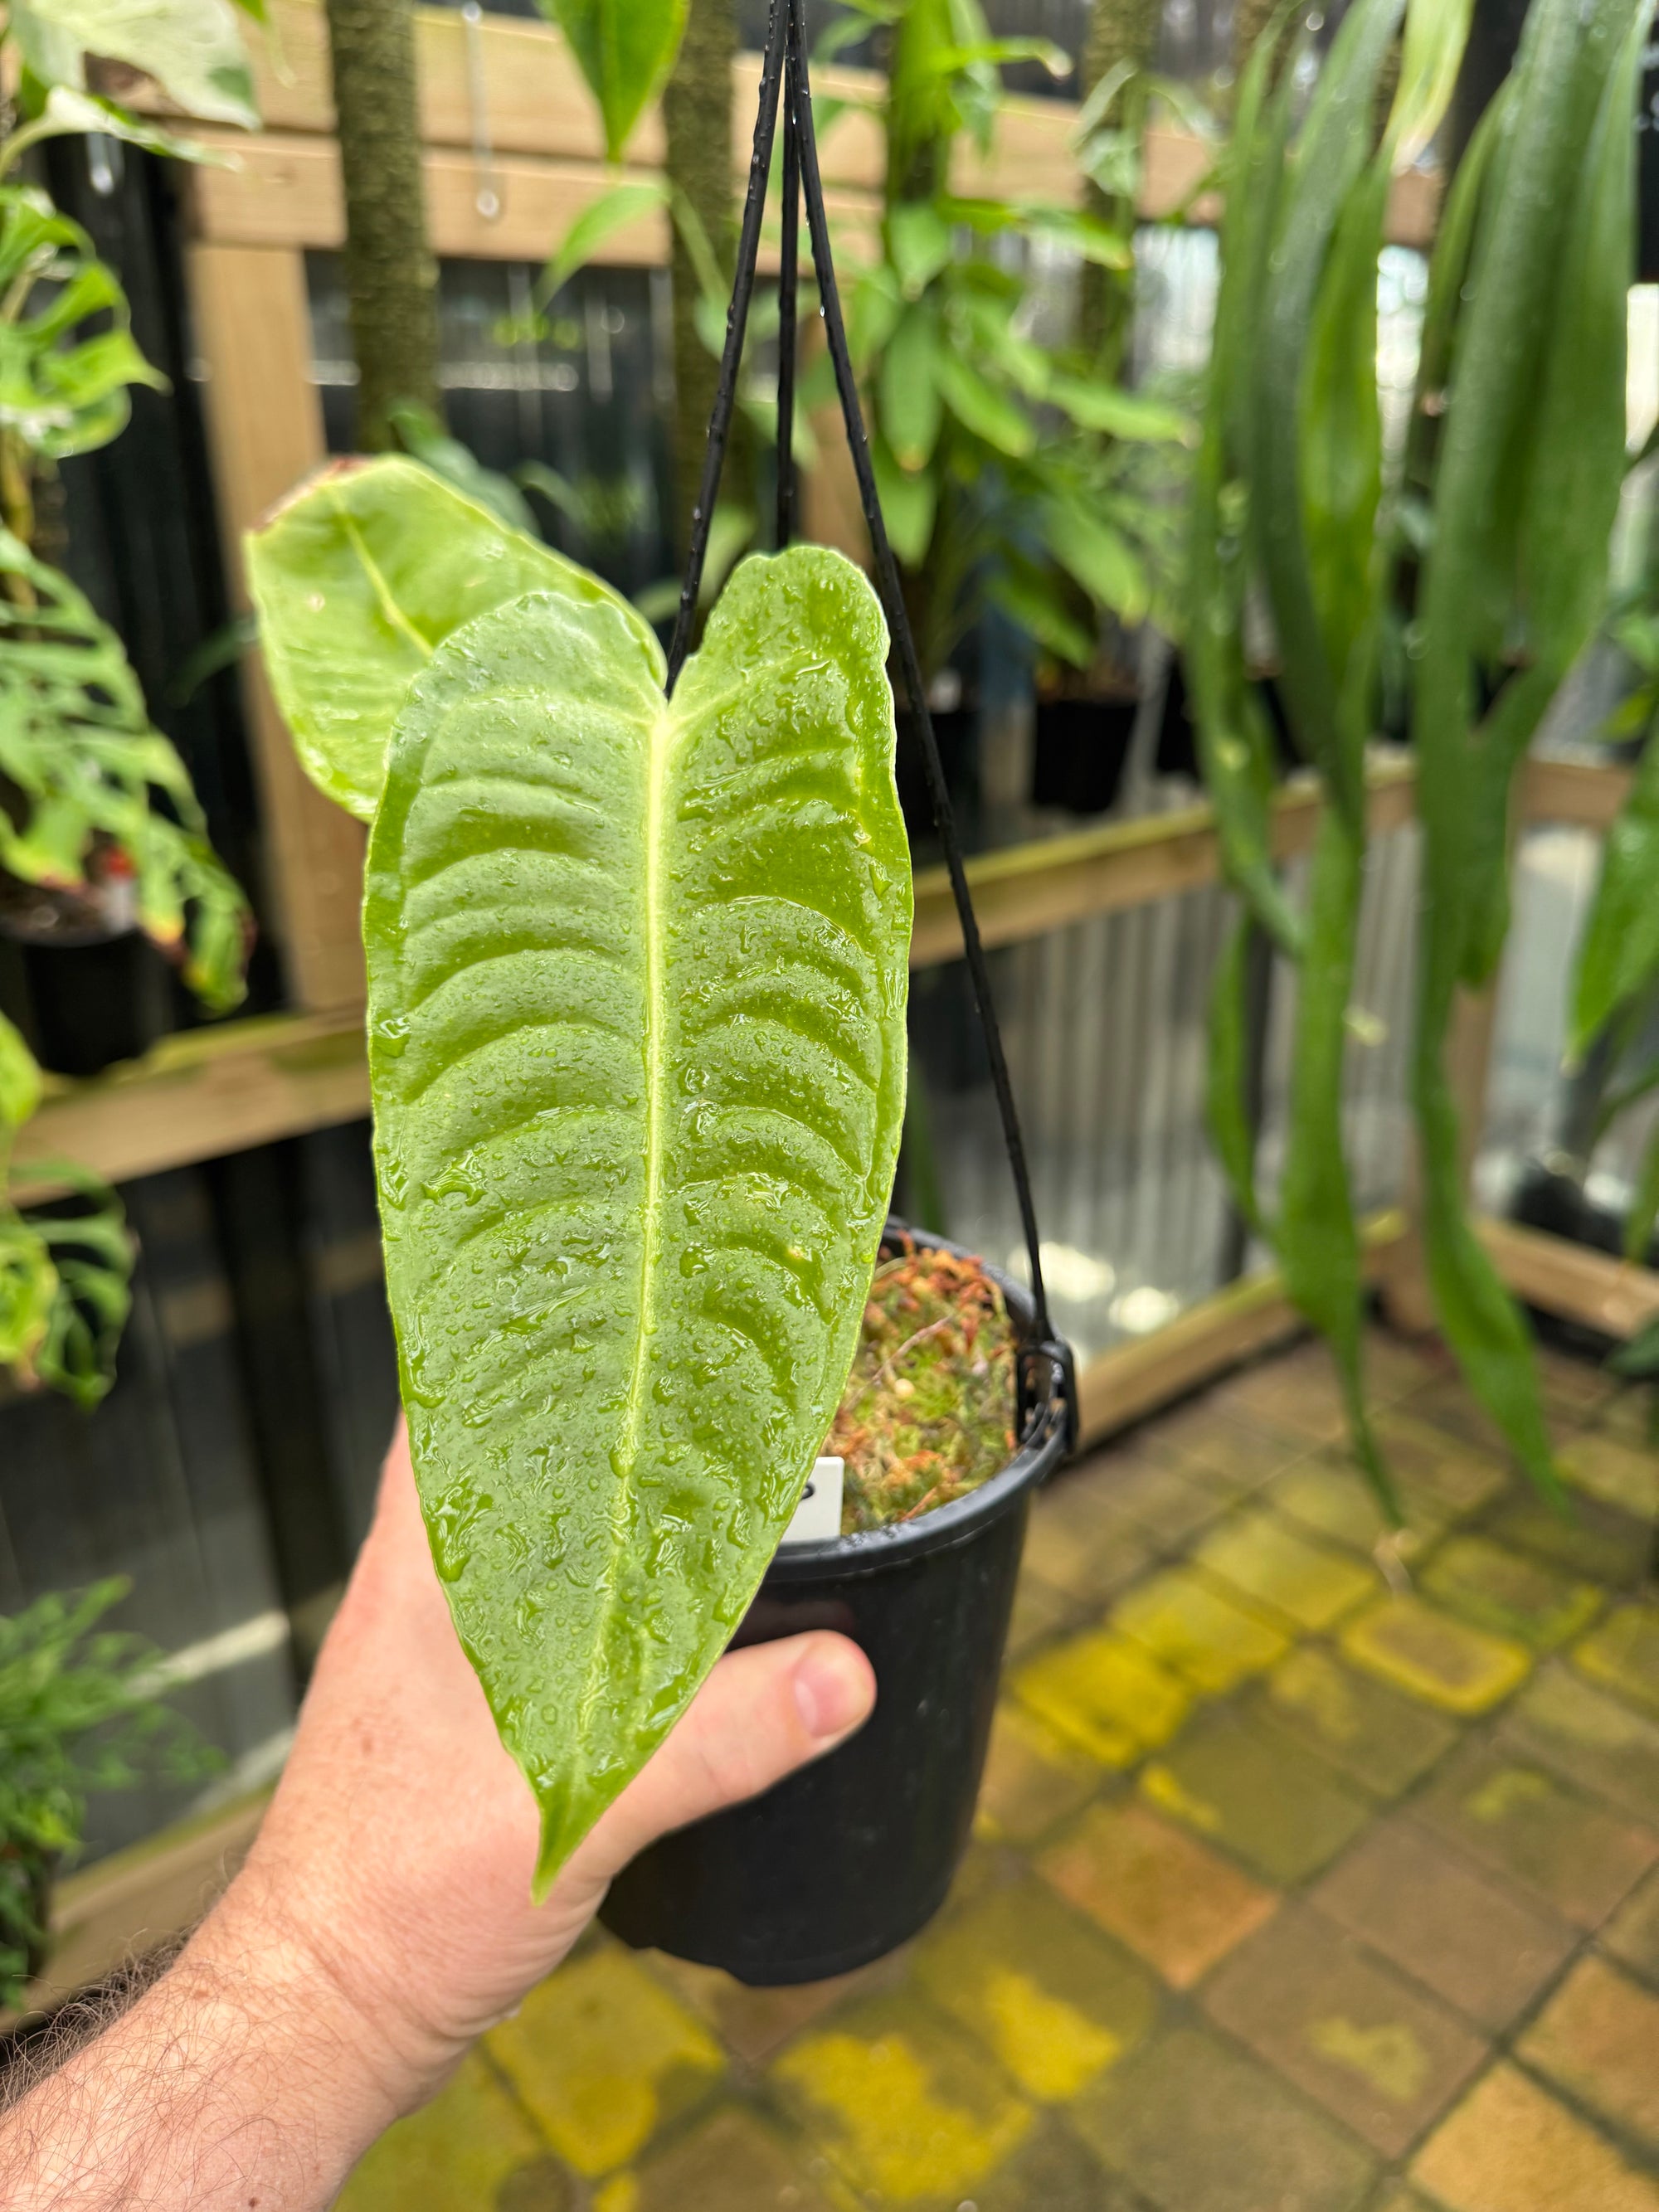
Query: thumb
[[577, 1631, 875, 1879]]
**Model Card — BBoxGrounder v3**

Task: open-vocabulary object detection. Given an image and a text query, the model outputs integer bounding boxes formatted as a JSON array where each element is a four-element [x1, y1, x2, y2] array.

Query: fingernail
[[794, 1645, 870, 1739]]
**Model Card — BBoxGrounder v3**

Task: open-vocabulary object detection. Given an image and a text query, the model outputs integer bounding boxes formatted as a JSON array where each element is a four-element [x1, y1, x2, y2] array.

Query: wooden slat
[[1477, 1217, 1659, 1340], [1076, 1213, 1407, 1446], [11, 1013, 369, 1203], [187, 243, 367, 1011], [1520, 754, 1636, 832], [184, 129, 881, 265], [909, 759, 1418, 966]]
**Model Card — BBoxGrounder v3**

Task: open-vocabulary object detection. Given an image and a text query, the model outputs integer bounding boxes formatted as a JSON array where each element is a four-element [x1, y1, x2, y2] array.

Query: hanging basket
[[599, 0, 1076, 1984]]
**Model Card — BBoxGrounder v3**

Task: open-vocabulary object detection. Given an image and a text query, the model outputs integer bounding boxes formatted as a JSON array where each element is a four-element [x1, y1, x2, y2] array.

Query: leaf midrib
[[333, 492, 434, 663]]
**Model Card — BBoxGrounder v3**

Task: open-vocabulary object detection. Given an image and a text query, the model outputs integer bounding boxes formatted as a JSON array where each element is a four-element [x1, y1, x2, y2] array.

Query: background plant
[[1190, 0, 1644, 1502], [0, 0, 262, 1401], [0, 1576, 216, 2009]]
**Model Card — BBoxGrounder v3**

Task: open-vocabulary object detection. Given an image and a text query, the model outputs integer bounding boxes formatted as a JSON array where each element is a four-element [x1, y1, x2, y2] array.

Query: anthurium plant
[[251, 456, 912, 1887], [1190, 0, 1646, 1501], [0, 0, 262, 1403]]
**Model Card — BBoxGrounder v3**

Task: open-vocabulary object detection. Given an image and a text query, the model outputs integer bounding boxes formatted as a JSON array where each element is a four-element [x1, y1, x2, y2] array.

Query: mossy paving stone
[[1201, 1905, 1488, 2158], [1037, 1800, 1278, 1990], [1483, 1485, 1653, 1592], [1192, 1508, 1380, 1633], [1209, 1352, 1354, 1446], [1136, 1705, 1372, 1885], [1022, 1466, 1157, 1607], [1411, 2062, 1659, 2212], [1266, 1457, 1450, 1558], [334, 2050, 550, 2212], [974, 1700, 1106, 1846], [1087, 1450, 1235, 1550], [1113, 1567, 1290, 1694], [1604, 1864, 1659, 1982], [1575, 1603, 1659, 1719], [486, 1948, 724, 2178], [643, 1944, 909, 2071], [1247, 1646, 1459, 1801], [1418, 1534, 1603, 1653], [1361, 1327, 1457, 1405], [1011, 1624, 1192, 1766], [1003, 1564, 1087, 1663], [1312, 1817, 1576, 2034], [1071, 2023, 1377, 2212], [1148, 1398, 1311, 1492], [1340, 1594, 1530, 1717], [597, 2105, 836, 2212], [950, 2115, 1152, 2212], [1519, 1955, 1659, 2158], [1415, 1738, 1659, 1928], [768, 1991, 1033, 2209], [912, 1872, 1159, 2104], [1499, 1662, 1659, 1829], [1368, 1411, 1512, 1516], [1558, 1432, 1659, 1521]]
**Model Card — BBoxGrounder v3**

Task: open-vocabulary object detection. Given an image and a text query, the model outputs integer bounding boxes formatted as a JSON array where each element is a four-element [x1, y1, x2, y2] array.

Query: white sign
[[781, 1456, 844, 1545]]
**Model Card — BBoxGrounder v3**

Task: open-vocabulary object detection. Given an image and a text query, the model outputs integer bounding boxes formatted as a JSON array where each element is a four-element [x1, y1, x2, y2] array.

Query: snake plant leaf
[[1624, 1121, 1659, 1266], [1205, 917, 1264, 1234], [364, 545, 910, 1889], [538, 0, 687, 163], [1574, 737, 1659, 1056], [246, 457, 657, 822]]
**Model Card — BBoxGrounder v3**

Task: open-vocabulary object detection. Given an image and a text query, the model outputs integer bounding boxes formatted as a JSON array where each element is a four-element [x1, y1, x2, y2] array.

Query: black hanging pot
[[0, 878, 170, 1077], [1031, 694, 1137, 814], [601, 1225, 1071, 1986]]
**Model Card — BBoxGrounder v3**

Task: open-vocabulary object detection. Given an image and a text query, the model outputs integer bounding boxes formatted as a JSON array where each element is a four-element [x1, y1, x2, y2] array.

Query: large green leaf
[[363, 545, 911, 1886], [0, 1014, 41, 1139], [538, 0, 687, 163], [1574, 734, 1659, 1055], [17, 0, 258, 130], [246, 457, 657, 823]]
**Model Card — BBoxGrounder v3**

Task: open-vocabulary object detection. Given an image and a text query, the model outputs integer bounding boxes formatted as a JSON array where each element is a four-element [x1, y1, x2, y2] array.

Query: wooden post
[[187, 242, 367, 1013]]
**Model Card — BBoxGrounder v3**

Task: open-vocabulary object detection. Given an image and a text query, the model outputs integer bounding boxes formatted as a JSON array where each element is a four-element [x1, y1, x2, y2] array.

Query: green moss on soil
[[829, 1239, 1017, 1533]]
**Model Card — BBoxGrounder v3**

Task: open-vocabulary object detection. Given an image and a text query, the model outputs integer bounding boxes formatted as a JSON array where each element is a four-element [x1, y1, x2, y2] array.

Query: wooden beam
[[10, 1013, 369, 1203], [1520, 755, 1636, 833], [1076, 1213, 1408, 1446], [909, 758, 1418, 966], [1477, 1216, 1659, 1341], [16, 1794, 269, 2019], [187, 242, 367, 1011]]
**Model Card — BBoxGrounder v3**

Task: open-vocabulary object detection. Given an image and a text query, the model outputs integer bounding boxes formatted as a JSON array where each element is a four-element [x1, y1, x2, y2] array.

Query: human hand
[[189, 1423, 874, 2164]]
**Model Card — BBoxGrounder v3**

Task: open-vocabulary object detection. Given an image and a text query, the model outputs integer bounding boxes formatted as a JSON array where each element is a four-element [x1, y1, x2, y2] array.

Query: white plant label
[[781, 1456, 844, 1546]]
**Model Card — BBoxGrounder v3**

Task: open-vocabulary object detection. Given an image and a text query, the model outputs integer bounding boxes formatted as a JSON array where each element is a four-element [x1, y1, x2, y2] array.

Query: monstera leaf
[[247, 458, 657, 822], [364, 545, 911, 1886]]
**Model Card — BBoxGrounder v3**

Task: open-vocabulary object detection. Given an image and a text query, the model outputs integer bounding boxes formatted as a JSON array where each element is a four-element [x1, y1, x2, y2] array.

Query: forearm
[[1, 1882, 412, 2212]]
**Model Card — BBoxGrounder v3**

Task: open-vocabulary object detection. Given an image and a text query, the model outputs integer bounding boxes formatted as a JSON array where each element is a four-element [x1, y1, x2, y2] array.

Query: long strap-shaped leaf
[[1412, 0, 1646, 1498], [364, 544, 910, 1888]]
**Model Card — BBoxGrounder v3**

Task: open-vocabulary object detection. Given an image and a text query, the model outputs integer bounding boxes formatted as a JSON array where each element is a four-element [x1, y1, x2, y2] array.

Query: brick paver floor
[[337, 1330, 1659, 2212]]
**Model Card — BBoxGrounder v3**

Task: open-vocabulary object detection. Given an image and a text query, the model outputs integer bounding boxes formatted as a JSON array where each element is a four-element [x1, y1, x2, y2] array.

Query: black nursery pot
[[600, 1227, 1071, 1986], [17, 931, 171, 1077]]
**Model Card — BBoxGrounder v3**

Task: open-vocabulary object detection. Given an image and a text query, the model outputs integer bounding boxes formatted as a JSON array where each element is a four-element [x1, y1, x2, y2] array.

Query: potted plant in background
[[0, 1, 256, 1077], [1185, 0, 1647, 1502], [0, 1578, 219, 2012]]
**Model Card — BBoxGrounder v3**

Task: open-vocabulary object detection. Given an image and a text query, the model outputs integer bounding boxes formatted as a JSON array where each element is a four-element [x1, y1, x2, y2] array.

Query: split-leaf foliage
[[1190, 0, 1646, 1503], [251, 469, 913, 1886]]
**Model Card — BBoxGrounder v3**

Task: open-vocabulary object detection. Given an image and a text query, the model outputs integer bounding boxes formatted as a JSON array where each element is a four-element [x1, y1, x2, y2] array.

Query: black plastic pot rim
[[766, 1229, 1067, 1584]]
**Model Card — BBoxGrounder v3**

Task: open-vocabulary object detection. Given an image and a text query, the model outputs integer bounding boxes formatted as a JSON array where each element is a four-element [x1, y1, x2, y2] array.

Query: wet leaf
[[19, 0, 259, 130], [538, 0, 686, 163], [247, 457, 656, 822], [363, 546, 911, 1887]]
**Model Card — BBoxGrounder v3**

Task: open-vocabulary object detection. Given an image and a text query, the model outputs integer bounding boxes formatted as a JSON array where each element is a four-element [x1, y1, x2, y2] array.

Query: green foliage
[[0, 531, 249, 1013], [246, 456, 660, 821], [537, 0, 688, 163], [9, 0, 259, 132], [1574, 723, 1659, 1060], [789, 0, 1188, 681], [362, 545, 910, 1887], [0, 188, 167, 461], [0, 1578, 218, 2006], [1193, 0, 1646, 1505], [0, 1013, 133, 1410]]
